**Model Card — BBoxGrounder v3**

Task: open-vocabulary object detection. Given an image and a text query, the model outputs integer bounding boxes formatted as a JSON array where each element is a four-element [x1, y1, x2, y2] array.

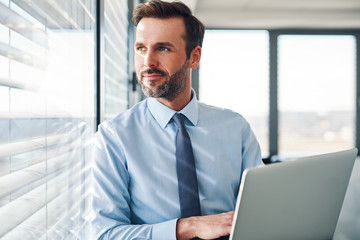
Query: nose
[[144, 49, 158, 68]]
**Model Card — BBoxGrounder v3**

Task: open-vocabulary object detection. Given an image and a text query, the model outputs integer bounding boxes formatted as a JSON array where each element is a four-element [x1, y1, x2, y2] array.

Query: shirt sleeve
[[241, 119, 263, 171], [90, 122, 178, 240]]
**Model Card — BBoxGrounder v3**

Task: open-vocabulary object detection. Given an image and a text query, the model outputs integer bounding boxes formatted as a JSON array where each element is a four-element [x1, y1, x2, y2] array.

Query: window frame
[[195, 28, 360, 162], [270, 29, 360, 161]]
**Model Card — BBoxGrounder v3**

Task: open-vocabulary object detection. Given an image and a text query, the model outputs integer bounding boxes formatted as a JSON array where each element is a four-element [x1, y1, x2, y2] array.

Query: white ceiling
[[179, 0, 360, 29]]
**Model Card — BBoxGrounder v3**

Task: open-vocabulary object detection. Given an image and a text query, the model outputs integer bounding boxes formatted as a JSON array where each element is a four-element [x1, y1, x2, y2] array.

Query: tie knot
[[172, 113, 185, 129]]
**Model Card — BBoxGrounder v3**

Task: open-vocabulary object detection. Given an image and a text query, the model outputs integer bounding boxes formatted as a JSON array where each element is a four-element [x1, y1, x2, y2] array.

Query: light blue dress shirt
[[91, 92, 262, 240]]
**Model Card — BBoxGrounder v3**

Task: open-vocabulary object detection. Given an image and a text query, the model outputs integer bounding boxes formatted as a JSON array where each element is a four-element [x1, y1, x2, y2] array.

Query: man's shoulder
[[113, 99, 147, 121], [98, 99, 148, 131], [198, 102, 245, 121]]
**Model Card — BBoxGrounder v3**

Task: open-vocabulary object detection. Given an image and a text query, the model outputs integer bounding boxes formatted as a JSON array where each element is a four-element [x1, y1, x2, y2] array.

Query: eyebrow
[[134, 42, 175, 48], [156, 42, 175, 48]]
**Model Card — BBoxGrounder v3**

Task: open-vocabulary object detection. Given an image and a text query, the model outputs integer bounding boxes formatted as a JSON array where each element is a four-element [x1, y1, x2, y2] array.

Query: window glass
[[0, 1, 95, 239], [200, 30, 269, 156], [278, 35, 356, 156], [103, 0, 129, 120], [0, 23, 9, 43]]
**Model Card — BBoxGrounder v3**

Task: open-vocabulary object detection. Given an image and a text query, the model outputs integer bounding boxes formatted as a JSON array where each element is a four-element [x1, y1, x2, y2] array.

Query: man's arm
[[176, 211, 234, 240], [90, 123, 176, 240]]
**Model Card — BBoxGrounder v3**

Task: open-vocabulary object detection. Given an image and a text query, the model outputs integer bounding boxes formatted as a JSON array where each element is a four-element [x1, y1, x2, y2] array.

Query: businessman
[[91, 1, 262, 239]]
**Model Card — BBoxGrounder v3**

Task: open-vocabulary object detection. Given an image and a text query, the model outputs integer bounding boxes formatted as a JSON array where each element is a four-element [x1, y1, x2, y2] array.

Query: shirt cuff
[[152, 218, 178, 240]]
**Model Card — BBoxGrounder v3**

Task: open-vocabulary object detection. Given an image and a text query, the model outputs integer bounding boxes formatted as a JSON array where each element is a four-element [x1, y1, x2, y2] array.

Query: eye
[[158, 47, 169, 52], [136, 46, 146, 52]]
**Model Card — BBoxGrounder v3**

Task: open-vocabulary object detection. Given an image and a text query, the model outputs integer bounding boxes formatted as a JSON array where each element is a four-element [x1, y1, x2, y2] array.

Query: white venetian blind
[[103, 0, 129, 120], [0, 0, 96, 239]]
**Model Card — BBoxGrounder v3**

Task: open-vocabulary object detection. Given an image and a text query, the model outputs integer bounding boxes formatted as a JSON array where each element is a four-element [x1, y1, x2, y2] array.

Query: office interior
[[0, 0, 359, 239]]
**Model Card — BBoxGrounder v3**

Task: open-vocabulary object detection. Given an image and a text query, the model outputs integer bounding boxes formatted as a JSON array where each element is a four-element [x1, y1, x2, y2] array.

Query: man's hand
[[176, 211, 234, 240]]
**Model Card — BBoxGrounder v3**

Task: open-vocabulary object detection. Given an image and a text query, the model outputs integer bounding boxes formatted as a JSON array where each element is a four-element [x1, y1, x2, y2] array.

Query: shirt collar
[[147, 89, 199, 129]]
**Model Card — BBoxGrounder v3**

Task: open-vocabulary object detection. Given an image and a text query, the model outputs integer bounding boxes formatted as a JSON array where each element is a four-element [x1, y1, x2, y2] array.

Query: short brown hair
[[133, 0, 205, 58]]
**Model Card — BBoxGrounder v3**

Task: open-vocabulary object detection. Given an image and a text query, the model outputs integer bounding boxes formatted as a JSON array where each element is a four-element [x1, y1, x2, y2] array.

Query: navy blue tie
[[173, 113, 201, 218]]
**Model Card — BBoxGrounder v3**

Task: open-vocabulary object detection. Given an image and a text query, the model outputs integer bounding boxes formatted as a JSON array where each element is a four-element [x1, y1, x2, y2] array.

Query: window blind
[[103, 0, 129, 120], [0, 1, 95, 239]]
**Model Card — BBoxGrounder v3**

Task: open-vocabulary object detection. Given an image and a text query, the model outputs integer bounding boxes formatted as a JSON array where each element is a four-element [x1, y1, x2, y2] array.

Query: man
[[91, 0, 262, 239]]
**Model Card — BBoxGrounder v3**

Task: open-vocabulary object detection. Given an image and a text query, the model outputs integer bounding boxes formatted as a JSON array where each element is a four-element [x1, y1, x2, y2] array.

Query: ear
[[189, 46, 202, 69]]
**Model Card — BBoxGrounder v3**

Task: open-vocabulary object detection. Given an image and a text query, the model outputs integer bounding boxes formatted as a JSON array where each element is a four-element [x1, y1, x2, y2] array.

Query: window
[[0, 0, 95, 238], [103, 0, 129, 120], [200, 30, 269, 156], [278, 34, 356, 156], [199, 30, 359, 159]]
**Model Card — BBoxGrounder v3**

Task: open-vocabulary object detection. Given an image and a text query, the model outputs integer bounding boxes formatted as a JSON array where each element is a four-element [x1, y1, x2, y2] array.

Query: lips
[[141, 68, 167, 81], [141, 68, 166, 76], [141, 73, 163, 81], [143, 73, 163, 77]]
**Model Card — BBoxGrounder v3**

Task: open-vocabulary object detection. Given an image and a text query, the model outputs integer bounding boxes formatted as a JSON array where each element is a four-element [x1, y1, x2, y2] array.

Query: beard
[[138, 60, 189, 101]]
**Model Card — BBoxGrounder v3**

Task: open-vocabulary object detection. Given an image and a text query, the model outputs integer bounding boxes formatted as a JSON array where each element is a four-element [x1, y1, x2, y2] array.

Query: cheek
[[134, 55, 142, 70], [167, 59, 186, 75]]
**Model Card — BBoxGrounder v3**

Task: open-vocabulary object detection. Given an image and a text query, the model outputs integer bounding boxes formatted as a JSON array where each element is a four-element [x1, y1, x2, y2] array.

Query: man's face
[[134, 17, 190, 100]]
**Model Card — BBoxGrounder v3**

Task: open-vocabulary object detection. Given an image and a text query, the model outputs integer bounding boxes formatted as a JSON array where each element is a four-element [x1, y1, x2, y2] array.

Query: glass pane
[[103, 0, 129, 120], [278, 35, 356, 156], [200, 30, 269, 156], [0, 0, 96, 239]]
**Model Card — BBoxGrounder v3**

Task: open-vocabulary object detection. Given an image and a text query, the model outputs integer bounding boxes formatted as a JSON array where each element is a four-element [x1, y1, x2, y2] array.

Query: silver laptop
[[230, 148, 357, 240]]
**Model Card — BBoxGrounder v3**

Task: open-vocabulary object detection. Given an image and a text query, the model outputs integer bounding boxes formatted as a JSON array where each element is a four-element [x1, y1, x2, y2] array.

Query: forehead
[[135, 17, 186, 44]]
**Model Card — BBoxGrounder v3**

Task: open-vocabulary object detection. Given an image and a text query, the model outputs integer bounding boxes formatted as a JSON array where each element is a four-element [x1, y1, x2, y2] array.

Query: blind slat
[[0, 161, 87, 237], [0, 142, 89, 198], [0, 76, 42, 91], [2, 183, 91, 239], [0, 133, 80, 158], [40, 189, 91, 239], [0, 3, 48, 46], [0, 41, 47, 69]]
